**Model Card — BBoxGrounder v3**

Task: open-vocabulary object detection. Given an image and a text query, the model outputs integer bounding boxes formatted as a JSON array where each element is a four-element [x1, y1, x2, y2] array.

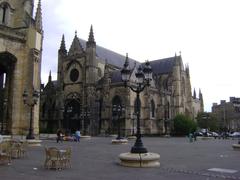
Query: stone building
[[212, 97, 240, 131], [40, 26, 203, 136], [0, 0, 43, 135]]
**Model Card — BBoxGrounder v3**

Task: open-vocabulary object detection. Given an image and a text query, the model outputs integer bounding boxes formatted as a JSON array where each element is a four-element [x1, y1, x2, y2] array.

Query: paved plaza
[[0, 137, 240, 180]]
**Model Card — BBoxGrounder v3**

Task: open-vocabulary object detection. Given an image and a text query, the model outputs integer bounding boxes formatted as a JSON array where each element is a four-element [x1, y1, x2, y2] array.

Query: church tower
[[86, 25, 98, 84], [172, 54, 183, 115], [0, 0, 43, 135]]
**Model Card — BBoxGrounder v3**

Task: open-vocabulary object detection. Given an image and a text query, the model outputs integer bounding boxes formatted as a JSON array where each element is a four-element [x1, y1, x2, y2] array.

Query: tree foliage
[[173, 114, 197, 136], [196, 112, 218, 131]]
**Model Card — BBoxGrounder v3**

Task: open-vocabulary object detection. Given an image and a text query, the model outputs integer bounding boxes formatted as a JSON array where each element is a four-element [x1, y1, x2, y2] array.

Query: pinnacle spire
[[199, 89, 202, 99], [193, 88, 196, 99], [104, 59, 110, 75], [59, 34, 67, 54], [35, 0, 42, 32], [48, 70, 52, 82], [87, 25, 96, 48], [125, 53, 129, 65], [185, 64, 190, 77]]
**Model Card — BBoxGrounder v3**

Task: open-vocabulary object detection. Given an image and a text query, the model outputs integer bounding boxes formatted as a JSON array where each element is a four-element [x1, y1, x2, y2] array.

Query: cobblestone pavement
[[0, 137, 239, 180]]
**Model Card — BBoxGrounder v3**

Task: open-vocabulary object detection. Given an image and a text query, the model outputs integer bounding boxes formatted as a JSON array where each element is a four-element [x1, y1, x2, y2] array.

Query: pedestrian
[[75, 130, 81, 142], [193, 132, 197, 141], [189, 133, 193, 143], [56, 129, 63, 143]]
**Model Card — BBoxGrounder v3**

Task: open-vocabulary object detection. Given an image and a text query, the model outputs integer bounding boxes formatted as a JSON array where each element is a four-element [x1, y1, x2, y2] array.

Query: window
[[0, 73, 6, 88], [70, 68, 79, 82], [150, 100, 155, 118], [164, 102, 170, 119], [0, 3, 10, 25]]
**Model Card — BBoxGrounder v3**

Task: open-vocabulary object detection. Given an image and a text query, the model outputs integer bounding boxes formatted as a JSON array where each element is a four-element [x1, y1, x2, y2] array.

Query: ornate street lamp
[[22, 89, 40, 139], [121, 54, 152, 154], [66, 106, 73, 134], [80, 107, 91, 135], [112, 104, 125, 140]]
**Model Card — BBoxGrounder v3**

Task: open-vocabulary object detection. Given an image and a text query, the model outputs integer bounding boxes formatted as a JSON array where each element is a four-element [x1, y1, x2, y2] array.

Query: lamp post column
[[119, 54, 160, 167], [131, 90, 147, 154], [22, 89, 39, 140], [26, 105, 34, 139]]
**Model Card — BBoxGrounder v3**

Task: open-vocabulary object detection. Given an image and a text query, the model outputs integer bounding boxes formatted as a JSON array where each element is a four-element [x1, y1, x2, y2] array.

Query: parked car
[[211, 132, 219, 138], [229, 132, 240, 138], [194, 131, 203, 136]]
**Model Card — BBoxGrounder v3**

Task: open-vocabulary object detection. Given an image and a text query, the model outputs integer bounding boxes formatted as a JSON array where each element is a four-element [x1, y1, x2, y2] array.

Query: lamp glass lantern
[[121, 66, 131, 82], [143, 61, 153, 83], [135, 66, 144, 84], [121, 54, 131, 83], [33, 90, 40, 104]]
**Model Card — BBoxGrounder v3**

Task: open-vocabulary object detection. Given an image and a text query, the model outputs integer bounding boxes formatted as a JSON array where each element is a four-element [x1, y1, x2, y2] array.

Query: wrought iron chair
[[0, 141, 12, 164], [60, 147, 72, 168], [44, 147, 61, 170]]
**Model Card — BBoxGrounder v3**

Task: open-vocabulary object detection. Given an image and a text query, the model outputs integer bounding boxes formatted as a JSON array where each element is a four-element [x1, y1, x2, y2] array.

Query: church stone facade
[[0, 0, 43, 135], [40, 26, 204, 136]]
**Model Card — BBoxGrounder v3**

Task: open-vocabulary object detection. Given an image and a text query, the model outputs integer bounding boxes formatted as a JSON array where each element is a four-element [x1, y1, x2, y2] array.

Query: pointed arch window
[[0, 3, 11, 25], [112, 95, 122, 117], [0, 73, 6, 88], [164, 102, 170, 120], [150, 99, 155, 118]]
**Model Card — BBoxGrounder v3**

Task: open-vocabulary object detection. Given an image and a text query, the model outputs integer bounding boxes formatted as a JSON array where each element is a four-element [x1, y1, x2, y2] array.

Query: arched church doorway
[[63, 99, 82, 134], [0, 52, 16, 134]]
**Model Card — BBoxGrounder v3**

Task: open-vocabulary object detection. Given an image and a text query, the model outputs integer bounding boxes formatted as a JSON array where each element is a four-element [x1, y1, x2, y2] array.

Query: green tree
[[173, 114, 197, 136], [197, 112, 218, 132]]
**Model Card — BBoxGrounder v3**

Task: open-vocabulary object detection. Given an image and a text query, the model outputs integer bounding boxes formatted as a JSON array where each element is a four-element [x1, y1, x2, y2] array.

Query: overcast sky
[[37, 0, 240, 112]]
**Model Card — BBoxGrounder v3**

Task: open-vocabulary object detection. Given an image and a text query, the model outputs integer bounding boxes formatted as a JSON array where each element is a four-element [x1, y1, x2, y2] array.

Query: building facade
[[212, 97, 240, 131], [40, 26, 203, 136], [0, 0, 43, 135]]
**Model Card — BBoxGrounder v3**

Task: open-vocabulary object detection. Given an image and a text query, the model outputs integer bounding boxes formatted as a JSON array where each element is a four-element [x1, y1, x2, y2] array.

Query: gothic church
[[40, 26, 203, 136]]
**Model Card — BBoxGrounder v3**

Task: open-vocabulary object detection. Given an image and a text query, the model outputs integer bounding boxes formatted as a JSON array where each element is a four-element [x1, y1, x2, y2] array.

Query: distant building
[[39, 27, 204, 136], [212, 97, 240, 131]]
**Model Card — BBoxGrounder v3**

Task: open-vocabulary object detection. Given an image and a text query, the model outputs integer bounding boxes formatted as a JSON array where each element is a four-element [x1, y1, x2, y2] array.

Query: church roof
[[79, 39, 181, 83], [80, 39, 179, 75], [79, 39, 138, 69], [111, 70, 122, 83], [149, 57, 176, 75]]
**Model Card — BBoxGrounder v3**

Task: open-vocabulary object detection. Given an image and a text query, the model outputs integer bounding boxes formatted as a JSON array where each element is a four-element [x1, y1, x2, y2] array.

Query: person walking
[[75, 130, 81, 142], [57, 129, 63, 143]]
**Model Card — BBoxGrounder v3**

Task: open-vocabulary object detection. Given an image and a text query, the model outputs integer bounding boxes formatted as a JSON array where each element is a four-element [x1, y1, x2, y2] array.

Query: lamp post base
[[25, 139, 42, 147], [130, 137, 148, 153], [131, 146, 148, 154], [232, 144, 240, 150], [26, 134, 35, 140], [119, 152, 160, 168], [111, 138, 128, 144]]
